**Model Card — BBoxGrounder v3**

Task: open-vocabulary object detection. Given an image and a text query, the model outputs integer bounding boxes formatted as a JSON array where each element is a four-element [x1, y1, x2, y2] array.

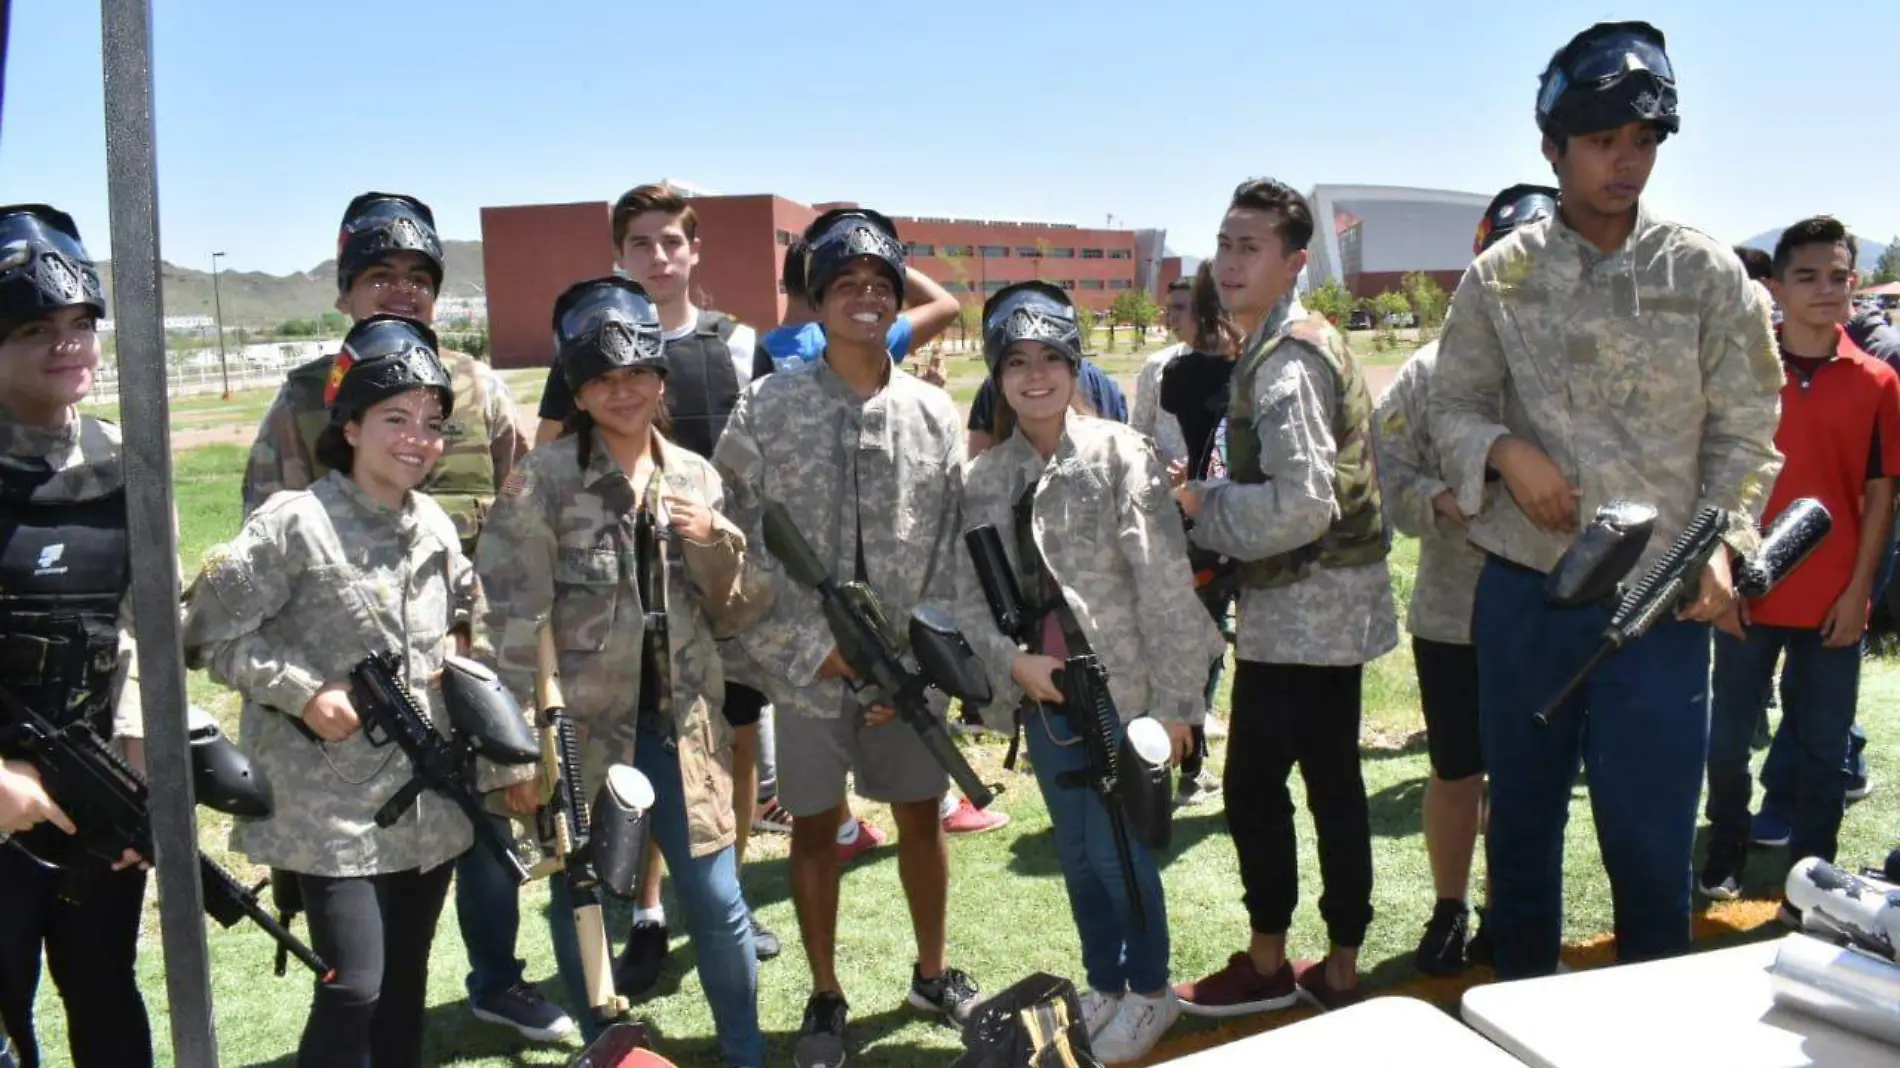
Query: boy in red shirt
[[1699, 216, 1900, 899]]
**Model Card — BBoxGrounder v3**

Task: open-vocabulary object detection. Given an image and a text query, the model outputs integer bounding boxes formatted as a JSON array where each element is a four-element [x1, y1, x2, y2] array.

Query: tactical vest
[[0, 450, 129, 738], [292, 348, 496, 549], [662, 311, 741, 460], [1225, 313, 1387, 588]]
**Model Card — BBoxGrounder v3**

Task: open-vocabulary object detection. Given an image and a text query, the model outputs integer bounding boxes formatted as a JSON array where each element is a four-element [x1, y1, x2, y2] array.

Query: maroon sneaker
[[1291, 958, 1364, 1012], [1172, 953, 1300, 1018]]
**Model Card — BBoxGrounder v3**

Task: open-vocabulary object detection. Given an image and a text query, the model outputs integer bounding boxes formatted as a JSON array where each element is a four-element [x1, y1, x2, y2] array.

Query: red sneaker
[[1291, 958, 1363, 1012], [943, 796, 1011, 836], [1172, 953, 1299, 1018], [837, 818, 887, 865]]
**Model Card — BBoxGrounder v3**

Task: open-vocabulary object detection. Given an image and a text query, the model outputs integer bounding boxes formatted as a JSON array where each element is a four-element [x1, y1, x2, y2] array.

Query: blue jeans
[[548, 723, 760, 1066], [1761, 722, 1868, 811], [457, 812, 527, 1000], [1024, 706, 1170, 994], [1720, 628, 1862, 864], [1474, 558, 1710, 979]]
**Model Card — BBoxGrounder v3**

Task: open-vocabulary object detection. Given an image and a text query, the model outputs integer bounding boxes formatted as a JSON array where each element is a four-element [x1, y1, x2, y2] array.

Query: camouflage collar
[[814, 349, 893, 401], [323, 467, 419, 520], [1245, 291, 1300, 350], [581, 425, 671, 492], [0, 406, 79, 462], [1549, 200, 1660, 266]]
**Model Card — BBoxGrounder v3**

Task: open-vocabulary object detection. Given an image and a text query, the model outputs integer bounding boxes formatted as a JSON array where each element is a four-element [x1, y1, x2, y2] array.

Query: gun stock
[[1053, 656, 1155, 933]]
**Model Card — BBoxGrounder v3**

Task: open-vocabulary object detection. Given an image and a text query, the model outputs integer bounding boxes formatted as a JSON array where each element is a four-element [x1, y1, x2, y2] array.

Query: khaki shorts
[[775, 692, 949, 818]]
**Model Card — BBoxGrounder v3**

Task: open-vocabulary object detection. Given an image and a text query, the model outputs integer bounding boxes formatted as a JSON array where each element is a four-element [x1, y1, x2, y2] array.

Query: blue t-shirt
[[753, 316, 914, 376], [966, 360, 1129, 433]]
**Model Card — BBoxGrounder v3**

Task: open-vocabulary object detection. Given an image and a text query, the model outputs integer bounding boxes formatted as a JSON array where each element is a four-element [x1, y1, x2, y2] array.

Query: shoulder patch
[[500, 469, 533, 499]]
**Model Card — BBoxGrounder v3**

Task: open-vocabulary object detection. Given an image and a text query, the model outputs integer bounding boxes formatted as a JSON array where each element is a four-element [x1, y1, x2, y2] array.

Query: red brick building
[[480, 192, 1162, 370]]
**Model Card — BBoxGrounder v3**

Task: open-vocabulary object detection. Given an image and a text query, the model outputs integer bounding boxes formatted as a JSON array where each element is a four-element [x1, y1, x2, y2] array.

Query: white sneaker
[[1203, 715, 1228, 740], [1091, 991, 1181, 1064], [1077, 989, 1122, 1040]]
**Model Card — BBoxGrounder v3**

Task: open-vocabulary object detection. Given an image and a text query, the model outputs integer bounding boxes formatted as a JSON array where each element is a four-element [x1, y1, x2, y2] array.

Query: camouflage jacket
[[1373, 342, 1485, 645], [952, 416, 1224, 728], [1130, 343, 1190, 467], [1429, 204, 1785, 574], [183, 472, 486, 877], [0, 411, 143, 741], [475, 430, 769, 859], [241, 347, 526, 551], [713, 357, 963, 721], [1189, 296, 1398, 666]]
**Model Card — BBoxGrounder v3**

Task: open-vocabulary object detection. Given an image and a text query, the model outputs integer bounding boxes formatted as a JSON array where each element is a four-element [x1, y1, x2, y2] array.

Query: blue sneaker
[[1751, 809, 1793, 848]]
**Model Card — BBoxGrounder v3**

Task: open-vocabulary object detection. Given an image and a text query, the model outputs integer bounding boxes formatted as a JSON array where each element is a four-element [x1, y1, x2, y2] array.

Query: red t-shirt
[[1748, 326, 1900, 628]]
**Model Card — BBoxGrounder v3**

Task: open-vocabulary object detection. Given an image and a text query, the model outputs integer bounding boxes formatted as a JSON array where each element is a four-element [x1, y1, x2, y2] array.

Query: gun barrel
[[197, 856, 333, 979], [964, 525, 1028, 642]]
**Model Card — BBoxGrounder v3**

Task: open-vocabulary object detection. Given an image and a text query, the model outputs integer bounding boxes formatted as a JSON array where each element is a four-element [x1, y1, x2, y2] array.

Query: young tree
[[1302, 277, 1358, 326], [1873, 237, 1900, 287], [1109, 288, 1160, 341], [1370, 290, 1411, 350], [1402, 271, 1449, 339]]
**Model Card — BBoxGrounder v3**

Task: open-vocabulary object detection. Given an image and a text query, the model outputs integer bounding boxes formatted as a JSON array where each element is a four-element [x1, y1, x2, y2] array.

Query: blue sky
[[4, 1, 1895, 276]]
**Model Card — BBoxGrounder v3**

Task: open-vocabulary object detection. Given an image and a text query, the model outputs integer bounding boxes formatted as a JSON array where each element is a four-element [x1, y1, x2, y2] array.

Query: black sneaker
[[795, 991, 850, 1068], [1174, 770, 1222, 809], [750, 910, 781, 962], [1414, 899, 1472, 977], [908, 965, 982, 1025], [613, 920, 669, 998], [1466, 907, 1493, 968], [1697, 839, 1747, 901], [469, 981, 577, 1043]]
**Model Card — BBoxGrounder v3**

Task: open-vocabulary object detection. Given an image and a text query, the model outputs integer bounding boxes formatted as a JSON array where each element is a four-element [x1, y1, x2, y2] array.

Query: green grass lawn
[[27, 431, 1899, 1067]]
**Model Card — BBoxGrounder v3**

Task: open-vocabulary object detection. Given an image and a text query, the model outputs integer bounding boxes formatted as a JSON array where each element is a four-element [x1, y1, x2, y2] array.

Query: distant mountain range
[[96, 240, 485, 328], [1738, 230, 1890, 275]]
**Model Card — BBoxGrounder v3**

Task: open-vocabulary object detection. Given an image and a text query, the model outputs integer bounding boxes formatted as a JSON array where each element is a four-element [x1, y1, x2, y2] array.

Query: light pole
[[211, 250, 230, 397]]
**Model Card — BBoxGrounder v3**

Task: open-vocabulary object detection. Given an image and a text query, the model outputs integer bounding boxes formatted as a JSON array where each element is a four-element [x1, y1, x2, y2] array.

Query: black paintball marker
[[1535, 498, 1833, 727], [536, 627, 656, 1026], [760, 499, 997, 808], [964, 524, 1175, 932], [344, 652, 541, 881], [0, 685, 333, 980]]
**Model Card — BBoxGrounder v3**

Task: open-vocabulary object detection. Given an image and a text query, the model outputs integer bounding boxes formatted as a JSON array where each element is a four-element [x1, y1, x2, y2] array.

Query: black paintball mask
[[1536, 21, 1679, 142], [326, 314, 453, 424], [0, 205, 106, 338], [336, 192, 445, 296], [982, 281, 1083, 377], [1474, 184, 1560, 254], [552, 276, 667, 394], [802, 208, 906, 307]]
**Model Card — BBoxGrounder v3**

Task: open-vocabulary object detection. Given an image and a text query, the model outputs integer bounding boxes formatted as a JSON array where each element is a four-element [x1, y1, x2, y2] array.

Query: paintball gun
[[1535, 498, 1833, 727], [0, 686, 332, 980], [1784, 857, 1900, 964], [964, 524, 1176, 933], [339, 652, 541, 882], [760, 499, 997, 808], [536, 627, 656, 1026]]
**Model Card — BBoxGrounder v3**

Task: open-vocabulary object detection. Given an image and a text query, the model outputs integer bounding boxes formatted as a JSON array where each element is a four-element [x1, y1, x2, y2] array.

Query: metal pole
[[100, 1, 221, 1065], [211, 251, 228, 398]]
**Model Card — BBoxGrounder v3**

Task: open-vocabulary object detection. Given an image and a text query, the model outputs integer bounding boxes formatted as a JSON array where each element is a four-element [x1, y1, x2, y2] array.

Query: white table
[[1156, 996, 1525, 1065], [1461, 937, 1898, 1067]]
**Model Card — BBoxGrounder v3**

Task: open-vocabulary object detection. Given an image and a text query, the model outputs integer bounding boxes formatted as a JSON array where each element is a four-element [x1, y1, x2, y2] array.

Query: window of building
[[775, 229, 793, 247], [1108, 249, 1132, 260], [1055, 280, 1076, 291], [1047, 247, 1075, 259], [1016, 246, 1042, 258], [909, 242, 936, 257], [1080, 248, 1105, 260], [940, 244, 974, 258], [979, 245, 1009, 258], [982, 280, 1008, 292], [1108, 279, 1132, 289], [1080, 279, 1105, 290], [943, 280, 970, 293]]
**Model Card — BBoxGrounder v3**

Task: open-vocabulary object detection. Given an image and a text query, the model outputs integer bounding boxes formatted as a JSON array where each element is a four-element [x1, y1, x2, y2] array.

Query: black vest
[[662, 311, 741, 459], [0, 462, 129, 737]]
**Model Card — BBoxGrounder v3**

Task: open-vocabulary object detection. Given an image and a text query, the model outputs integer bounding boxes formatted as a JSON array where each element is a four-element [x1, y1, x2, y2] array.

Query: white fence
[[86, 363, 296, 407]]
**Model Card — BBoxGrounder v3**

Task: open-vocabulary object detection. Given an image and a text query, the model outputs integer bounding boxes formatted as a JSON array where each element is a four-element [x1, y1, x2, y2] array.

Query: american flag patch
[[501, 470, 532, 498]]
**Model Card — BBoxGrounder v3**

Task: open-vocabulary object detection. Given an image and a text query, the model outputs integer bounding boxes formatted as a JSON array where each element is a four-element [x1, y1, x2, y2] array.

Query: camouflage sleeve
[[1373, 356, 1452, 539], [108, 593, 143, 741], [480, 361, 528, 484], [1696, 265, 1786, 558], [1191, 345, 1339, 562], [1131, 356, 1163, 441], [183, 507, 328, 718], [1427, 267, 1513, 519], [711, 390, 836, 684], [471, 460, 557, 713], [1114, 436, 1222, 727], [677, 462, 775, 638], [921, 427, 967, 609], [241, 388, 306, 518]]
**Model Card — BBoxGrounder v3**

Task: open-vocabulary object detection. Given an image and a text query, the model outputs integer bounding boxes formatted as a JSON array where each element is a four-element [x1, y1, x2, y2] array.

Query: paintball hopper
[[1737, 498, 1833, 599], [441, 656, 540, 766], [1118, 717, 1174, 852], [1784, 857, 1900, 964], [590, 764, 657, 901], [908, 604, 996, 708], [188, 706, 274, 819], [1544, 499, 1657, 608]]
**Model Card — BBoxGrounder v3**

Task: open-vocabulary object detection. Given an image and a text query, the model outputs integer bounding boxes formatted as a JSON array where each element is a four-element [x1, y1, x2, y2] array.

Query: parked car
[[1348, 309, 1373, 331]]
